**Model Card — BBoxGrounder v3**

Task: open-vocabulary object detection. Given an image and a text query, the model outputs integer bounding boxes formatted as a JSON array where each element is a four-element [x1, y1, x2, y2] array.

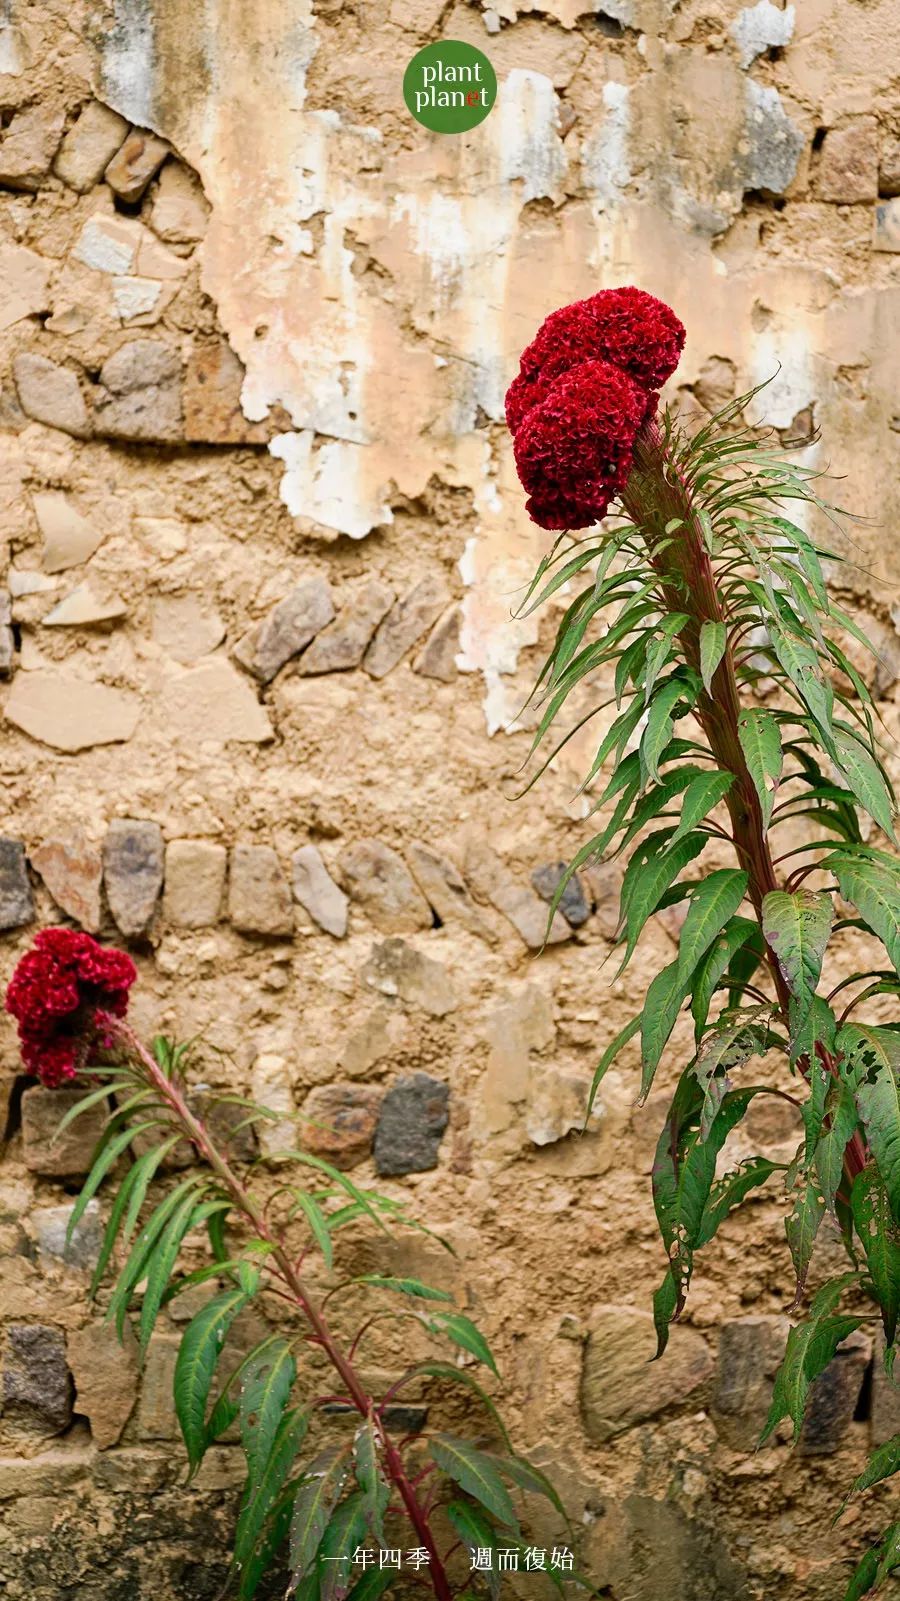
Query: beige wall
[[0, 0, 899, 1594]]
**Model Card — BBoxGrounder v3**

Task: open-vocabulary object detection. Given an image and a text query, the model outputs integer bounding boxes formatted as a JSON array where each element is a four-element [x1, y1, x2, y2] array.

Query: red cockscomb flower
[[505, 286, 685, 530], [6, 929, 137, 1088]]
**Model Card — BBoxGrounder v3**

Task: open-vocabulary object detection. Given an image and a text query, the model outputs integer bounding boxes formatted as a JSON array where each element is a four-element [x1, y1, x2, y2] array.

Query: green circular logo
[[403, 40, 497, 134]]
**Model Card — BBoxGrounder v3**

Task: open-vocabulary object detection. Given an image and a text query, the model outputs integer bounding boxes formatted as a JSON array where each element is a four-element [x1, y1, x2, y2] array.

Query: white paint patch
[[113, 276, 162, 320], [497, 70, 567, 204], [74, 218, 136, 276], [581, 82, 631, 210], [101, 0, 156, 130], [270, 430, 393, 540], [732, 0, 795, 70]]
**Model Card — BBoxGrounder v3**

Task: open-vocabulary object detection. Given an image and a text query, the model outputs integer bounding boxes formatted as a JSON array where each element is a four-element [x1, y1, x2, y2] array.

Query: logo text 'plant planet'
[[403, 40, 497, 134]]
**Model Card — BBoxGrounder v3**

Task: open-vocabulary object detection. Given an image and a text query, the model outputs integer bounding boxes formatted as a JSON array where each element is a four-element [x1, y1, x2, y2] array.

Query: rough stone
[[300, 1083, 383, 1168], [0, 101, 64, 189], [103, 819, 164, 937], [362, 938, 456, 1016], [413, 605, 460, 683], [340, 838, 432, 933], [816, 118, 878, 203], [53, 100, 129, 191], [250, 1053, 295, 1157], [104, 127, 170, 201], [72, 213, 140, 276], [135, 1334, 180, 1439], [159, 660, 273, 745], [712, 1315, 791, 1449], [0, 837, 34, 930], [94, 339, 183, 442], [32, 491, 106, 573], [872, 1329, 900, 1445], [298, 578, 395, 675], [150, 159, 210, 243], [531, 861, 591, 928], [874, 198, 900, 253], [151, 595, 225, 661], [43, 583, 128, 627], [580, 1305, 713, 1442], [163, 839, 227, 927], [0, 591, 14, 677], [291, 844, 348, 937], [479, 983, 555, 1138], [406, 841, 494, 940], [465, 841, 571, 948], [2, 1325, 72, 1433], [233, 577, 335, 682], [31, 1200, 102, 1271], [798, 1329, 871, 1455], [183, 341, 270, 444], [68, 1323, 138, 1448], [92, 1446, 171, 1494], [13, 353, 91, 438], [31, 829, 103, 930], [6, 671, 139, 752], [229, 844, 293, 934], [525, 1063, 602, 1146], [194, 1092, 258, 1163], [21, 1085, 109, 1178], [0, 240, 51, 333], [339, 1005, 410, 1078], [363, 573, 450, 679], [374, 1073, 450, 1175]]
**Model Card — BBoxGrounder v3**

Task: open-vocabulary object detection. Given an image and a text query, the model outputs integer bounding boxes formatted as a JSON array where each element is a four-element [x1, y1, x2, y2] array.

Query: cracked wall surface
[[0, 0, 899, 1596]]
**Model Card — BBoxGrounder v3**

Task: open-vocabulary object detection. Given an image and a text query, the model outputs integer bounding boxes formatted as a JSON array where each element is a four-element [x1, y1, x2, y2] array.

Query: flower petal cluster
[[505, 286, 685, 529], [5, 929, 136, 1087]]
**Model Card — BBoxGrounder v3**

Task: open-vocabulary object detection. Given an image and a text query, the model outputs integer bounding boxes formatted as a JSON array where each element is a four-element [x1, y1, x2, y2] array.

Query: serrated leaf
[[318, 1493, 369, 1601], [771, 626, 834, 736], [66, 1119, 159, 1243], [760, 1274, 862, 1442], [762, 889, 832, 1035], [699, 620, 726, 693], [429, 1435, 517, 1530], [292, 1193, 334, 1271], [840, 1025, 900, 1224], [813, 1080, 858, 1211], [428, 1312, 499, 1377], [175, 1285, 251, 1472], [106, 1175, 203, 1336], [235, 1405, 310, 1572], [696, 1157, 780, 1247], [640, 959, 691, 1101], [353, 1413, 389, 1546], [88, 1133, 182, 1300], [587, 1014, 640, 1120], [639, 676, 699, 787], [846, 1436, 900, 1507], [691, 917, 761, 1043], [620, 829, 709, 970], [238, 1485, 297, 1601], [670, 771, 735, 849], [484, 1452, 568, 1521], [827, 852, 900, 973], [692, 1015, 770, 1140], [446, 1502, 502, 1601], [785, 1177, 825, 1304], [737, 707, 782, 829], [677, 869, 748, 984], [352, 1275, 453, 1303], [346, 1571, 395, 1601], [138, 1196, 226, 1354], [852, 1166, 900, 1346], [290, 1448, 349, 1588], [241, 1338, 296, 1490], [832, 727, 897, 842], [403, 1361, 510, 1449]]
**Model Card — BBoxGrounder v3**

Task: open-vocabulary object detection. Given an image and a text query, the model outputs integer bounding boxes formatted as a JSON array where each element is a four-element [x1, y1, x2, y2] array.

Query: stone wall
[[0, 0, 899, 1596]]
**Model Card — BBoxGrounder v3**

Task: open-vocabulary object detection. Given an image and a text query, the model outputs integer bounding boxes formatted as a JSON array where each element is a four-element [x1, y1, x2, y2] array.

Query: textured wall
[[1, 0, 899, 1595]]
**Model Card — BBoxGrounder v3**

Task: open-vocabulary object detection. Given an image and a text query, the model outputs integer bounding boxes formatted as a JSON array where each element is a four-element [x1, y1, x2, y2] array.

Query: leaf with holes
[[832, 727, 897, 842], [352, 1413, 389, 1546], [827, 852, 900, 974], [234, 1405, 310, 1574], [762, 889, 832, 1036], [852, 1166, 900, 1346], [840, 1025, 900, 1224], [737, 707, 782, 829], [760, 1273, 863, 1442], [785, 1176, 826, 1304]]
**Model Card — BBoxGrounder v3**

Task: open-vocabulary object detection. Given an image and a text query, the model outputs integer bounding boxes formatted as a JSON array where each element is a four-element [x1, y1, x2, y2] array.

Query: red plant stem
[[622, 422, 867, 1184], [117, 1024, 454, 1601]]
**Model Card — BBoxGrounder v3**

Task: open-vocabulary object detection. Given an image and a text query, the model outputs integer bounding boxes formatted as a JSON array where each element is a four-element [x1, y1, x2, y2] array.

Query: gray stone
[[465, 841, 571, 948], [103, 127, 170, 202], [163, 839, 226, 927], [2, 1325, 72, 1433], [0, 837, 34, 930], [712, 1315, 791, 1449], [32, 1200, 103, 1271], [580, 1305, 713, 1443], [0, 590, 13, 677], [300, 1083, 383, 1169], [31, 829, 103, 930], [872, 1329, 900, 1446], [103, 819, 164, 937], [531, 861, 591, 928], [341, 838, 432, 933], [0, 102, 65, 190], [228, 844, 293, 935], [363, 573, 450, 679], [362, 938, 456, 1017], [798, 1328, 871, 1455], [413, 605, 460, 682], [54, 100, 129, 192], [291, 844, 348, 937], [94, 340, 183, 443], [731, 0, 795, 69], [297, 577, 394, 675], [135, 1334, 180, 1439], [374, 1072, 450, 1175], [233, 577, 335, 683], [12, 352, 91, 438], [406, 841, 494, 940], [21, 1085, 109, 1178], [581, 861, 624, 941], [739, 81, 804, 198], [874, 198, 900, 253]]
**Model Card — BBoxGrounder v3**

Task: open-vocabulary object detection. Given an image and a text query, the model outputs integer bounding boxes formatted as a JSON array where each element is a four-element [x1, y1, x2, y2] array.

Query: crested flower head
[[505, 286, 685, 529], [5, 928, 137, 1088]]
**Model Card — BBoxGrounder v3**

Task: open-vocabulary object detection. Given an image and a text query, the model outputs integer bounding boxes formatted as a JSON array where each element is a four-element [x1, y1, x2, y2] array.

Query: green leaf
[[827, 852, 900, 973], [843, 1544, 882, 1601], [346, 1572, 395, 1601], [139, 1196, 226, 1355], [428, 1312, 499, 1377], [483, 1452, 569, 1521], [353, 1412, 389, 1546], [429, 1435, 517, 1530], [352, 1275, 453, 1303], [640, 959, 691, 1101], [677, 869, 748, 984], [691, 917, 761, 1043], [840, 1025, 900, 1223], [696, 1157, 780, 1247], [692, 1014, 771, 1140], [587, 1014, 640, 1120], [401, 1361, 510, 1449], [762, 889, 832, 1034], [53, 1082, 114, 1140], [852, 1166, 900, 1346], [832, 727, 897, 841], [241, 1338, 297, 1490], [234, 1405, 310, 1572], [446, 1502, 503, 1601], [813, 1080, 858, 1211], [289, 1448, 349, 1588], [66, 1119, 160, 1243], [760, 1273, 862, 1442], [106, 1175, 203, 1336], [620, 829, 709, 969], [670, 771, 735, 849], [771, 626, 834, 736], [784, 1176, 825, 1303], [846, 1436, 900, 1507], [699, 620, 726, 693], [238, 1485, 296, 1601], [318, 1493, 370, 1601], [88, 1133, 182, 1300], [639, 675, 699, 787], [174, 1285, 252, 1472], [292, 1193, 334, 1271], [737, 707, 782, 829]]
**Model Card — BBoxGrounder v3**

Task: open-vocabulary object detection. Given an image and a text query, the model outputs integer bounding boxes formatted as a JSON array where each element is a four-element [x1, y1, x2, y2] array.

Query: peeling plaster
[[732, 0, 796, 70]]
